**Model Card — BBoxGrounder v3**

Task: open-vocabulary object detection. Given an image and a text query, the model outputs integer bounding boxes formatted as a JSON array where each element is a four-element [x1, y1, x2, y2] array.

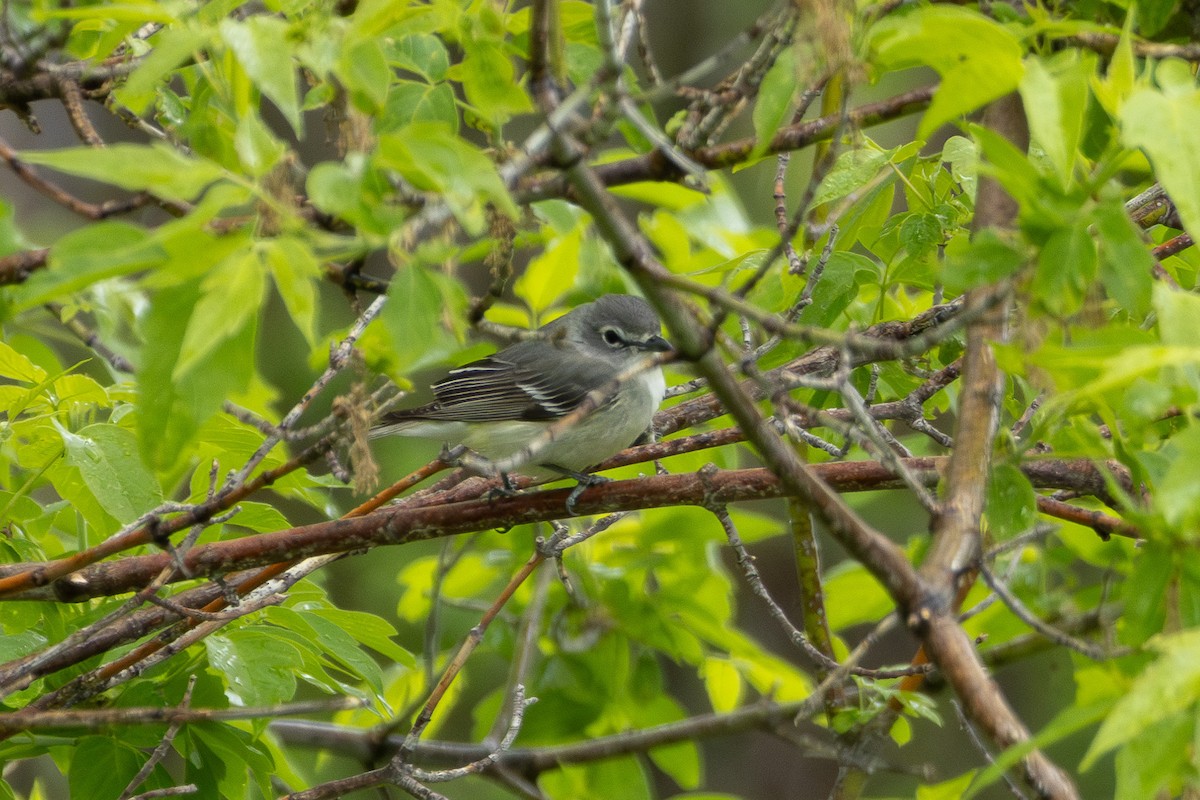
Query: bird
[[372, 294, 671, 508]]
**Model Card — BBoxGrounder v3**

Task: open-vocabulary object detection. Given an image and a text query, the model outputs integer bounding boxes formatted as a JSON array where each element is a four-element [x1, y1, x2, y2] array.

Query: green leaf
[[811, 147, 891, 208], [1091, 20, 1136, 118], [384, 80, 459, 131], [187, 722, 274, 800], [1156, 425, 1200, 530], [539, 757, 652, 800], [68, 737, 145, 800], [1019, 51, 1095, 186], [262, 237, 320, 347], [337, 37, 391, 112], [941, 229, 1025, 293], [823, 560, 892, 630], [985, 461, 1037, 539], [796, 252, 873, 327], [392, 33, 450, 82], [918, 770, 976, 799], [269, 608, 384, 692], [205, 630, 300, 706], [0, 630, 48, 662], [969, 123, 1043, 213], [702, 656, 742, 713], [19, 144, 225, 202], [516, 228, 582, 313], [138, 279, 257, 473], [1121, 82, 1200, 239], [942, 135, 979, 196], [308, 607, 415, 667], [60, 423, 163, 523], [11, 221, 166, 312], [115, 24, 209, 114], [381, 264, 459, 373], [234, 112, 287, 176], [869, 6, 1024, 138], [1153, 281, 1200, 347], [0, 340, 47, 383], [376, 123, 518, 234], [1034, 219, 1096, 316], [35, 3, 176, 22], [1115, 712, 1192, 800], [750, 45, 798, 160], [1083, 628, 1200, 768], [1139, 0, 1180, 36], [174, 249, 265, 380], [457, 38, 532, 127], [220, 16, 302, 134], [1093, 199, 1153, 317]]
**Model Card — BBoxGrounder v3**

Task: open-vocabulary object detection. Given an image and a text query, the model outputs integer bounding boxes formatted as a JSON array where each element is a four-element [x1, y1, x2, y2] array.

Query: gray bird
[[373, 294, 670, 501]]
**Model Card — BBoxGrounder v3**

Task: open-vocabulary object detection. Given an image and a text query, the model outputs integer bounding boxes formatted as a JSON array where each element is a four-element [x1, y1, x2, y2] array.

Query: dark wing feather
[[386, 340, 612, 423]]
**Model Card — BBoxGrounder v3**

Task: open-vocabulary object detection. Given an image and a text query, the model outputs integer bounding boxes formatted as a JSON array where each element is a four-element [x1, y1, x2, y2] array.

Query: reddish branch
[[0, 436, 338, 598], [0, 459, 1131, 606]]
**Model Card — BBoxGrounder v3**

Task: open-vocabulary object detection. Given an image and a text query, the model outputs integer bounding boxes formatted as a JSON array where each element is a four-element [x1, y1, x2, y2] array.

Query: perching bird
[[372, 294, 670, 503]]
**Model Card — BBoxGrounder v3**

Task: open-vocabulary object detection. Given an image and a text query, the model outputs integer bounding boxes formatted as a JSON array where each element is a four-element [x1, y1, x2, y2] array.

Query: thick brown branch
[[0, 248, 49, 285], [0, 459, 1131, 604]]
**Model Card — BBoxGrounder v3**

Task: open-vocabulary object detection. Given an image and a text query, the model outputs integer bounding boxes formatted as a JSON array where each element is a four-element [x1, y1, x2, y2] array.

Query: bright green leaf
[[516, 228, 581, 313], [377, 123, 517, 232], [20, 144, 224, 202], [869, 6, 1024, 138], [60, 423, 163, 523], [796, 252, 873, 327], [1121, 82, 1200, 239], [115, 24, 209, 114], [1034, 220, 1096, 316], [457, 38, 532, 127], [0, 340, 47, 383], [811, 147, 890, 208], [263, 238, 320, 347], [702, 656, 743, 714], [750, 45, 798, 160], [220, 16, 302, 134], [338, 37, 391, 112], [138, 279, 257, 472], [1083, 628, 1200, 768], [391, 33, 450, 82], [205, 630, 300, 706], [174, 250, 265, 379], [68, 737, 145, 800], [1019, 51, 1095, 186], [382, 264, 458, 373], [985, 461, 1037, 539], [11, 221, 166, 311], [1094, 199, 1154, 317]]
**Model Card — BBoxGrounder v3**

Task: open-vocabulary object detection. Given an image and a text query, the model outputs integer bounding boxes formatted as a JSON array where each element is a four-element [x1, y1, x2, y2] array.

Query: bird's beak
[[638, 334, 672, 353]]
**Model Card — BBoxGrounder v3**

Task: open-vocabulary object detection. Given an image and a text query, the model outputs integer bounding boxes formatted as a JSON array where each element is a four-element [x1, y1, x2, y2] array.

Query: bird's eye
[[601, 328, 623, 347]]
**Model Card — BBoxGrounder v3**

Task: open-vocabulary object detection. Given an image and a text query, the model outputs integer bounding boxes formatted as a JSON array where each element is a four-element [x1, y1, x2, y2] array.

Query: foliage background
[[1, 0, 1198, 799]]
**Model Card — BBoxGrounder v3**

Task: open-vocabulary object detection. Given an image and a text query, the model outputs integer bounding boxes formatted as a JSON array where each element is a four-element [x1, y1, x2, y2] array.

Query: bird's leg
[[439, 444, 518, 502], [545, 464, 610, 515], [483, 471, 519, 503]]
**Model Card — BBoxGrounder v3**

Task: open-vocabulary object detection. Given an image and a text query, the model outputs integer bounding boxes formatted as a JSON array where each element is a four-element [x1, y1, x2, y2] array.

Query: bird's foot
[[546, 465, 610, 515], [482, 471, 519, 503]]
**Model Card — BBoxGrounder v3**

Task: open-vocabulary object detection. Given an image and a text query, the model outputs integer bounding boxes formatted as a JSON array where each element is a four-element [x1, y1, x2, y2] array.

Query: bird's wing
[[386, 340, 614, 423]]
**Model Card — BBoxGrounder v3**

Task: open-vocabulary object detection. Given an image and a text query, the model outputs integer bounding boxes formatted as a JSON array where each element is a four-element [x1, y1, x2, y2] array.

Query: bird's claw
[[564, 473, 609, 516], [483, 472, 519, 503]]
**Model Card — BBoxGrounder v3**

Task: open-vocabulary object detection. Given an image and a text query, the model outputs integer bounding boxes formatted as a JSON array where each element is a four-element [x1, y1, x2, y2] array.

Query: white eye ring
[[601, 328, 623, 347]]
